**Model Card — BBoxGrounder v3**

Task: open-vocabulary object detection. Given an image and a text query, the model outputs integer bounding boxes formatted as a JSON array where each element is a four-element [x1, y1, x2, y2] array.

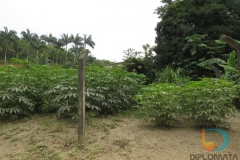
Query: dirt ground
[[0, 112, 240, 160]]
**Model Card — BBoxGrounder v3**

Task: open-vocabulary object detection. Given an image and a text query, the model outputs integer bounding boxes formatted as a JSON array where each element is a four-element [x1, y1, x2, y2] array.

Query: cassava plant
[[0, 64, 145, 119], [0, 84, 37, 119], [42, 65, 145, 118], [136, 83, 182, 127], [180, 78, 239, 128], [136, 78, 239, 128]]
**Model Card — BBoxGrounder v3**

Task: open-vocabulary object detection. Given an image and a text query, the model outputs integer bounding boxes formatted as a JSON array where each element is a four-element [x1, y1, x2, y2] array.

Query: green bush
[[136, 83, 182, 127], [85, 65, 146, 114], [136, 78, 239, 128], [0, 65, 145, 119], [0, 67, 35, 119], [156, 66, 189, 85], [0, 84, 37, 119], [180, 78, 239, 128], [0, 66, 55, 118]]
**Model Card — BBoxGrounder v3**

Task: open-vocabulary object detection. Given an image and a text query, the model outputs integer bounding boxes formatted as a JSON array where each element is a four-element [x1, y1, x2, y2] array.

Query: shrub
[[180, 78, 239, 128], [156, 66, 189, 85], [0, 67, 37, 119], [136, 78, 239, 128], [136, 83, 182, 127], [42, 65, 146, 117], [0, 65, 145, 119], [0, 84, 37, 119], [85, 65, 146, 114]]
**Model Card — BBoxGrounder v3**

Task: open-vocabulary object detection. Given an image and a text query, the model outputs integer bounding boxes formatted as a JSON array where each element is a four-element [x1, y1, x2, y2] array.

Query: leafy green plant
[[0, 84, 37, 119], [86, 65, 145, 114], [136, 83, 182, 127], [0, 65, 145, 119], [136, 78, 239, 128], [156, 66, 189, 85], [198, 50, 239, 80], [180, 78, 239, 128], [10, 58, 25, 66]]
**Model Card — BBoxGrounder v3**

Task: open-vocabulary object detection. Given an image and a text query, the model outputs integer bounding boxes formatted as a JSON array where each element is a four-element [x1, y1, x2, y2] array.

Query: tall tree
[[154, 0, 240, 78], [72, 33, 83, 47], [30, 39, 46, 57], [69, 44, 84, 64], [11, 39, 25, 59], [40, 34, 56, 45], [61, 33, 73, 63], [21, 29, 38, 61], [154, 0, 178, 18], [0, 27, 18, 65], [52, 38, 64, 65], [142, 44, 156, 71], [83, 34, 95, 49]]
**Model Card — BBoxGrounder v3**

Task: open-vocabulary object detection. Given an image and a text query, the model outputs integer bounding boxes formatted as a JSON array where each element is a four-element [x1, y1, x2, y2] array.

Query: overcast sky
[[1, 0, 162, 62]]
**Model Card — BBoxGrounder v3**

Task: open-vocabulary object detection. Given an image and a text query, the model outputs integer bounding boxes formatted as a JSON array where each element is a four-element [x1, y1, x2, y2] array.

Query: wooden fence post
[[78, 49, 88, 145]]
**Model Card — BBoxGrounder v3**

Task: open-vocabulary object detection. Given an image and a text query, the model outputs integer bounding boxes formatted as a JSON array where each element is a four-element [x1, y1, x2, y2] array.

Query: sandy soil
[[0, 112, 239, 160]]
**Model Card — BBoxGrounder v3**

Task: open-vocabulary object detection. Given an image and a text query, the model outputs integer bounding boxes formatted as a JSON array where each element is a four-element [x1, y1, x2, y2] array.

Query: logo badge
[[202, 128, 229, 152]]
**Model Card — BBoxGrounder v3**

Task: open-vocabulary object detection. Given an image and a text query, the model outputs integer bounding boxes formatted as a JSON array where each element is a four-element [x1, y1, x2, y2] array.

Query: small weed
[[41, 118, 51, 127], [88, 139, 96, 144], [96, 121, 108, 129], [49, 134, 56, 137], [4, 133, 12, 139], [86, 145, 103, 159], [29, 134, 37, 144], [10, 137, 18, 142], [105, 130, 110, 135], [63, 138, 75, 148], [26, 144, 62, 160], [113, 138, 130, 148], [68, 149, 77, 157], [110, 116, 122, 122], [28, 145, 37, 152], [54, 121, 64, 132], [78, 144, 85, 149]]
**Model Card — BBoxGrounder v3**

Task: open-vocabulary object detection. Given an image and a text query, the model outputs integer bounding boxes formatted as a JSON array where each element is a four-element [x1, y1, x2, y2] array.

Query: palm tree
[[40, 34, 56, 45], [21, 29, 38, 61], [83, 34, 95, 49], [0, 27, 18, 65], [61, 33, 73, 63], [52, 38, 64, 65], [31, 39, 46, 57], [69, 44, 84, 64], [48, 46, 56, 63], [72, 33, 83, 47], [40, 34, 56, 62], [10, 39, 24, 59]]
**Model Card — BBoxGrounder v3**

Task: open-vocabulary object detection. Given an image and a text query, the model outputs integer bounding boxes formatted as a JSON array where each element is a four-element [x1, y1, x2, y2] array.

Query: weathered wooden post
[[78, 49, 88, 145]]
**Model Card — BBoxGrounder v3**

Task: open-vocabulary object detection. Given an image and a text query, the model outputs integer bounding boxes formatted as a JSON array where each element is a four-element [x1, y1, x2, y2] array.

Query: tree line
[[0, 27, 95, 65]]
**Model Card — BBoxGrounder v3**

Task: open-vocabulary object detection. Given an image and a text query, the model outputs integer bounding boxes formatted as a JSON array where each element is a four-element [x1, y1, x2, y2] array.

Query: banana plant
[[198, 50, 238, 80]]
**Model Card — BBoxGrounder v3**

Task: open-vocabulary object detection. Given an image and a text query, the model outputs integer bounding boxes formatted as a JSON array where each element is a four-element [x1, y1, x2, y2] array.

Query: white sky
[[1, 0, 161, 62]]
